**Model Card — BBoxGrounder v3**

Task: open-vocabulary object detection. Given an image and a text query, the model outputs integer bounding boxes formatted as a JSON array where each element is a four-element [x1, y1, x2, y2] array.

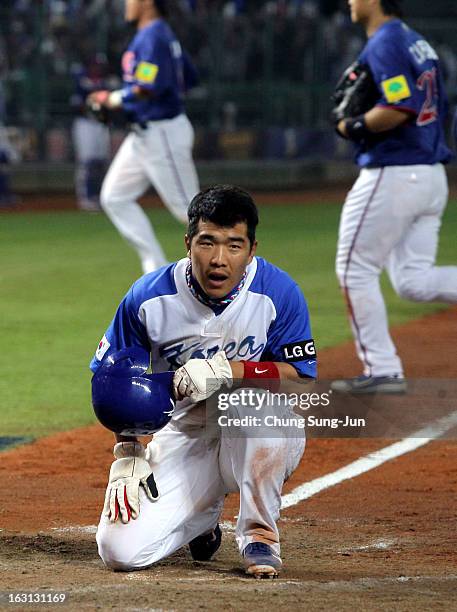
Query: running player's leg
[[97, 422, 224, 570], [100, 133, 167, 274], [336, 167, 409, 376], [72, 117, 108, 211], [387, 164, 457, 303], [142, 115, 199, 223]]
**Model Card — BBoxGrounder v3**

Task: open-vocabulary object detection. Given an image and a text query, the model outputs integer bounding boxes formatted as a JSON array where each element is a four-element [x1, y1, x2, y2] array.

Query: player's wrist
[[240, 361, 281, 393], [113, 441, 146, 459], [107, 90, 123, 108], [344, 115, 370, 142], [335, 119, 348, 138], [106, 86, 137, 109], [228, 360, 244, 379]]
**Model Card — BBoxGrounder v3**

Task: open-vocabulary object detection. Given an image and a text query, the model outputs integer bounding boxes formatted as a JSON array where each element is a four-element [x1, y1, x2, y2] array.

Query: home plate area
[[1, 308, 456, 610]]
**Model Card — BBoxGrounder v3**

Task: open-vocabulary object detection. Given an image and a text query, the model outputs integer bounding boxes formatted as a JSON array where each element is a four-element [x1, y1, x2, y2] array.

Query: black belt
[[129, 121, 149, 133], [130, 114, 180, 131]]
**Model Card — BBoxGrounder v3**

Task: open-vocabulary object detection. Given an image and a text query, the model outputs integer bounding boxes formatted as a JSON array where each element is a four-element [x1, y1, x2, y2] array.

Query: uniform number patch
[[95, 335, 110, 361], [416, 68, 438, 126], [381, 74, 411, 103], [135, 62, 159, 84], [281, 340, 316, 362]]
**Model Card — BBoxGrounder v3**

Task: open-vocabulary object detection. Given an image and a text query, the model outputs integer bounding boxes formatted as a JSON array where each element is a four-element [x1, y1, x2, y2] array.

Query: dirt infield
[[1, 307, 456, 610], [4, 183, 457, 213], [1, 189, 352, 214]]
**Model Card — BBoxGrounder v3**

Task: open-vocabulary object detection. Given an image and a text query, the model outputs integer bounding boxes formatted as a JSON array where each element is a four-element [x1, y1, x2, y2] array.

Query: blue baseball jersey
[[91, 257, 317, 388], [355, 19, 452, 167], [121, 19, 198, 123]]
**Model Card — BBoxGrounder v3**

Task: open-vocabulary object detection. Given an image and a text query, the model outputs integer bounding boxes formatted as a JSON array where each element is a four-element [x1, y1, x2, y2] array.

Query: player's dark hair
[[187, 185, 259, 248], [380, 0, 403, 17], [154, 0, 168, 17]]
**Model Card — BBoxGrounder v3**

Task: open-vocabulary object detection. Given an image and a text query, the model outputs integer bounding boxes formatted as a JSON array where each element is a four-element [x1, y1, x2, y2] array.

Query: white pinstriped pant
[[100, 114, 199, 274], [336, 164, 457, 377]]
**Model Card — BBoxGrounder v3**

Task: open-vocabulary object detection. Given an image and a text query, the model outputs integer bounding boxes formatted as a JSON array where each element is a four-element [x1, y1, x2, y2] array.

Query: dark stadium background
[[0, 0, 456, 191]]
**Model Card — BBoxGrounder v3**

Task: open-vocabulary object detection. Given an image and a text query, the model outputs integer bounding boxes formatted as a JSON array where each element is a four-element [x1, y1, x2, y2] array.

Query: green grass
[[1, 201, 456, 437]]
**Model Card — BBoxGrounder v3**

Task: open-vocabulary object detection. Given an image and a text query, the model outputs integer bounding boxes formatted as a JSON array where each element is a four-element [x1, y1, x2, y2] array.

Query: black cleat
[[188, 524, 222, 561]]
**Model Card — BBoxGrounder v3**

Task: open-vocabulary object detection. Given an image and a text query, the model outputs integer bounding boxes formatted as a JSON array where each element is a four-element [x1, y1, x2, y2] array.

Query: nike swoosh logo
[[308, 360, 316, 365], [254, 368, 269, 374]]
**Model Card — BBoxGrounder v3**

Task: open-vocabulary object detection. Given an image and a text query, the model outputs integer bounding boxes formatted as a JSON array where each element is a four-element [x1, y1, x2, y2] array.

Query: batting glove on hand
[[173, 351, 233, 403], [104, 441, 159, 524]]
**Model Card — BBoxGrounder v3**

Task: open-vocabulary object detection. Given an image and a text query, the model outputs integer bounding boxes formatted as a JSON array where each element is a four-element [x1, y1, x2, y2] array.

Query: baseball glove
[[85, 91, 111, 124], [86, 102, 110, 124], [331, 61, 379, 124]]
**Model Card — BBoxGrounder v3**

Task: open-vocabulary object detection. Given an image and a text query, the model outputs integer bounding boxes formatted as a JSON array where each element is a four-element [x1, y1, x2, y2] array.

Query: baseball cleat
[[243, 542, 282, 579], [78, 199, 101, 212], [188, 523, 222, 561], [330, 374, 407, 394]]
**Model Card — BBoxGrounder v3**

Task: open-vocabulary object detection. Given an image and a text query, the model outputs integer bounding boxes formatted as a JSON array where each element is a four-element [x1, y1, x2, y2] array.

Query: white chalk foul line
[[281, 409, 457, 509], [47, 412, 457, 534]]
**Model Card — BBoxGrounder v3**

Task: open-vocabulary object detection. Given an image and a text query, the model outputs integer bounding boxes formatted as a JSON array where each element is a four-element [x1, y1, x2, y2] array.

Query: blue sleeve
[[133, 35, 173, 95], [362, 39, 420, 114], [262, 284, 317, 379], [89, 285, 150, 373]]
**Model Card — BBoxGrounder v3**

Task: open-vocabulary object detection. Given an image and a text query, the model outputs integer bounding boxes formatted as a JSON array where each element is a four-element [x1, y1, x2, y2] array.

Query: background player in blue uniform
[[331, 0, 457, 394], [91, 185, 316, 578], [88, 0, 200, 273], [70, 55, 119, 212]]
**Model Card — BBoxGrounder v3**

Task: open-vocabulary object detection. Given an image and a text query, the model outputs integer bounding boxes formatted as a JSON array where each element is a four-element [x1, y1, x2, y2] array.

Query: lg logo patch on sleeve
[[281, 340, 316, 362]]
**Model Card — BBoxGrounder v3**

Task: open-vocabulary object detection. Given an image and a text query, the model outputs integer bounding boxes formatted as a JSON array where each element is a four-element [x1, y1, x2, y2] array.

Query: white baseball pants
[[336, 163, 457, 377], [96, 406, 305, 571], [72, 117, 111, 210], [100, 114, 199, 274], [72, 117, 110, 162]]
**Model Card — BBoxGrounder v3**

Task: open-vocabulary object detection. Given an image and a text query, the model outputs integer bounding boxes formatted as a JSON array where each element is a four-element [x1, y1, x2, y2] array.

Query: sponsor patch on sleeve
[[134, 61, 159, 84], [95, 335, 110, 361], [281, 339, 316, 362], [381, 74, 411, 103]]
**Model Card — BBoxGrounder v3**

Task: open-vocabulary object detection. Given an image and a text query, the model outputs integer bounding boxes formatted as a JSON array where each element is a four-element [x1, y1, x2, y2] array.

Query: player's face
[[348, 0, 372, 23], [186, 221, 257, 299], [125, 0, 144, 23]]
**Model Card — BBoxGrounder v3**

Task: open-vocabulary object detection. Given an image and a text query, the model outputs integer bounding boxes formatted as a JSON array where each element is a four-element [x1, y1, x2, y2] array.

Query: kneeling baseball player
[[90, 185, 316, 578]]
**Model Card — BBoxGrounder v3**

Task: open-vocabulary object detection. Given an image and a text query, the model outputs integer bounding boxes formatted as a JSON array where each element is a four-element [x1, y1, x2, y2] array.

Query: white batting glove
[[173, 351, 233, 403], [103, 441, 159, 524]]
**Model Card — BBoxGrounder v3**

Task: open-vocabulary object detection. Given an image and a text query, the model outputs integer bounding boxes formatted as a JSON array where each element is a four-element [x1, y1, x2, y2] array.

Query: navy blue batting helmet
[[91, 347, 175, 436]]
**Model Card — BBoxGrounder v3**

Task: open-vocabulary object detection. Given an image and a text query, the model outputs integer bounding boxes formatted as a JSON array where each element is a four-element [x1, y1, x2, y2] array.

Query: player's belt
[[129, 113, 181, 133], [130, 122, 148, 134]]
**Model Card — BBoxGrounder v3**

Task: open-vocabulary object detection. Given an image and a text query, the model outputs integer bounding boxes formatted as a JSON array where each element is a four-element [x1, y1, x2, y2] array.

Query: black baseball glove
[[85, 95, 111, 125], [331, 61, 379, 124]]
